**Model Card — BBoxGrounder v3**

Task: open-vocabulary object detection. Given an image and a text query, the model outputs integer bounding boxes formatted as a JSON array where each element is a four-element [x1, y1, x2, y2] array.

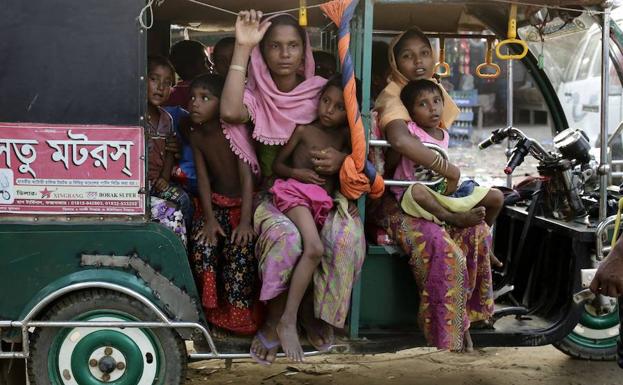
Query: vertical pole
[[348, 0, 374, 340], [599, 3, 612, 221], [506, 55, 514, 188], [618, 298, 623, 368]]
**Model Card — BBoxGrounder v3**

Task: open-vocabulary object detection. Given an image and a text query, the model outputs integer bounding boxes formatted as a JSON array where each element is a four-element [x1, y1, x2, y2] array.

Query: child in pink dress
[[269, 75, 351, 360]]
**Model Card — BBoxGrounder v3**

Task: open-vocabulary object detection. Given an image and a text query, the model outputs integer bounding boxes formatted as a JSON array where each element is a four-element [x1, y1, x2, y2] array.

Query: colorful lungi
[[254, 192, 365, 328], [191, 193, 261, 335], [368, 193, 494, 350]]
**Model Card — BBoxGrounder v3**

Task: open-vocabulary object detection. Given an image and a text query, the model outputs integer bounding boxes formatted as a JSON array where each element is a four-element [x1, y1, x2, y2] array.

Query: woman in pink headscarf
[[220, 10, 365, 364]]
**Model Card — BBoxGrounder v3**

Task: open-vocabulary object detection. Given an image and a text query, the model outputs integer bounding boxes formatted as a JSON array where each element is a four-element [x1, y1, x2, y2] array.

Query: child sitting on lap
[[269, 75, 351, 361], [395, 79, 504, 254]]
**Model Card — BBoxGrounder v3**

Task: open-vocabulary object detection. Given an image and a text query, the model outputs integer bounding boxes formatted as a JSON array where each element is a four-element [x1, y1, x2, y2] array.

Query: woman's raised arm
[[220, 10, 271, 123]]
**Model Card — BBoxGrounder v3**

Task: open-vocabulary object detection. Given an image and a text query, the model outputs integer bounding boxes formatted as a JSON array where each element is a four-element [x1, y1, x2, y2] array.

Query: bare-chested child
[[188, 73, 261, 335], [269, 75, 350, 361], [395, 79, 504, 268]]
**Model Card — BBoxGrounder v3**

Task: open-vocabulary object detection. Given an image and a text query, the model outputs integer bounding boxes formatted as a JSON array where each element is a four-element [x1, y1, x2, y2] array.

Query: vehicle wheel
[[553, 300, 619, 360], [27, 289, 187, 384]]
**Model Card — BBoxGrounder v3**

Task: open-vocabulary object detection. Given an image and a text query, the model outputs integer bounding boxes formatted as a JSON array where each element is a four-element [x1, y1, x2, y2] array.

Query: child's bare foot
[[277, 318, 304, 362], [463, 330, 474, 353], [447, 207, 486, 228], [490, 254, 504, 269]]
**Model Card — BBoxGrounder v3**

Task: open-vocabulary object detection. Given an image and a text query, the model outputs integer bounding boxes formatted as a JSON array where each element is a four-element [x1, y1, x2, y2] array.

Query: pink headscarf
[[223, 13, 327, 175]]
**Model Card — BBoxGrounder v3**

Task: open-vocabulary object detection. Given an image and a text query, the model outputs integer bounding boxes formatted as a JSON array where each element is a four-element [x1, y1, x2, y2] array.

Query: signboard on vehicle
[[0, 123, 145, 215]]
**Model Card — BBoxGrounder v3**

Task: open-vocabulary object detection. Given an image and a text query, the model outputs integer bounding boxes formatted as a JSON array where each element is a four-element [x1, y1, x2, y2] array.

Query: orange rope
[[320, 0, 384, 200]]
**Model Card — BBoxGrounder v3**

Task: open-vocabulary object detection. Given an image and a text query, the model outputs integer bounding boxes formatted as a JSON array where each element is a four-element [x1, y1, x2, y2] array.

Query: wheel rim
[[47, 311, 161, 385], [567, 301, 620, 351]]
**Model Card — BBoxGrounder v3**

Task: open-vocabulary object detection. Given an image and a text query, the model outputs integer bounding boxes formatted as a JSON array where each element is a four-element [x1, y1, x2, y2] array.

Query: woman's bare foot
[[250, 324, 280, 365], [277, 318, 304, 362], [447, 207, 486, 228], [463, 330, 474, 353], [300, 304, 334, 351]]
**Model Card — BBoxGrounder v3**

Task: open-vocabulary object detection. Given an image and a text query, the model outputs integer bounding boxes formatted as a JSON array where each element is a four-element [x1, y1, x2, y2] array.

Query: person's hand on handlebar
[[590, 237, 623, 297]]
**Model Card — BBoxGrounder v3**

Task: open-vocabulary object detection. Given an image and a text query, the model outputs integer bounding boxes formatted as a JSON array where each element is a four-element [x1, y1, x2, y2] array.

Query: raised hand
[[235, 9, 272, 48]]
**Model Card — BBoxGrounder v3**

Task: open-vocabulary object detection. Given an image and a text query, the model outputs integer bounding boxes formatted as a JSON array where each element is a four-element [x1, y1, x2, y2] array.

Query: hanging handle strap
[[299, 0, 308, 26], [476, 39, 501, 78], [496, 4, 529, 60], [433, 37, 451, 78]]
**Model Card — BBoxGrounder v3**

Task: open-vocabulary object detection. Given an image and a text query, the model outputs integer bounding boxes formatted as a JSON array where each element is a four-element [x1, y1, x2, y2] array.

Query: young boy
[[146, 55, 192, 242], [211, 37, 235, 76], [188, 73, 260, 335], [166, 40, 211, 108], [395, 79, 505, 235]]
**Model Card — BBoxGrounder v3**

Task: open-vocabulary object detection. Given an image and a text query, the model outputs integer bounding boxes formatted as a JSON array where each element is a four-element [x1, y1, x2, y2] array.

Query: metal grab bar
[[596, 215, 620, 260]]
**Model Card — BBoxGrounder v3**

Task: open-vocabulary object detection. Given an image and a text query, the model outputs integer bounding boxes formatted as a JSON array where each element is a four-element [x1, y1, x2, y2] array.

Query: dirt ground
[[185, 346, 621, 385]]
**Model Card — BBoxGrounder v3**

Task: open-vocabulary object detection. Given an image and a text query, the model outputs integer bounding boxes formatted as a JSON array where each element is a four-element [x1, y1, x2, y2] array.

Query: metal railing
[[0, 282, 325, 361]]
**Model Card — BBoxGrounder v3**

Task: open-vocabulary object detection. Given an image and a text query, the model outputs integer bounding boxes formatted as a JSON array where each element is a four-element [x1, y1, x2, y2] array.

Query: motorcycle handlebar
[[478, 128, 511, 150], [478, 137, 496, 150], [504, 138, 532, 175]]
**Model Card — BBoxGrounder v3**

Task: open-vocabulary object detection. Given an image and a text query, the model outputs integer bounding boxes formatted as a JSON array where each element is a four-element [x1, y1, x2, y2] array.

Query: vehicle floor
[[198, 307, 554, 357]]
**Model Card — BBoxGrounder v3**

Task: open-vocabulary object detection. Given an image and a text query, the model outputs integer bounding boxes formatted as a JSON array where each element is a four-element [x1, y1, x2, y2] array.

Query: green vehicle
[[1, 0, 621, 384]]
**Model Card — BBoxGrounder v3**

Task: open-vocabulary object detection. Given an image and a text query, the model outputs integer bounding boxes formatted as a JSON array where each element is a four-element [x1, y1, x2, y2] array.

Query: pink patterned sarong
[[270, 178, 333, 227], [368, 193, 494, 350], [254, 193, 365, 328]]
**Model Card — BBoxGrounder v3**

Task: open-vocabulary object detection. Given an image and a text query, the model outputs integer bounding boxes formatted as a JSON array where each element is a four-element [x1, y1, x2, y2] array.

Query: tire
[[27, 289, 187, 385], [553, 300, 619, 361]]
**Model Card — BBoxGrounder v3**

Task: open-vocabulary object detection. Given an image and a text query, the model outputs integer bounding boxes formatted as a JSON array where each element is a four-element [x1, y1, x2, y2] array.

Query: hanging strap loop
[[433, 37, 451, 78], [476, 38, 501, 78], [496, 4, 529, 60]]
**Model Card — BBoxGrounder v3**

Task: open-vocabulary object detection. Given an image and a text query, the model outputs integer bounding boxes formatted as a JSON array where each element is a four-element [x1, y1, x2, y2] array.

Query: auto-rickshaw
[[1, 0, 621, 384]]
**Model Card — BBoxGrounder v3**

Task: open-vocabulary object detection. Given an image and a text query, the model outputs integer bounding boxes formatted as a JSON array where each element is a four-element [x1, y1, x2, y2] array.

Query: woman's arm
[[309, 147, 347, 175], [385, 119, 460, 194], [231, 159, 256, 245], [220, 10, 271, 123]]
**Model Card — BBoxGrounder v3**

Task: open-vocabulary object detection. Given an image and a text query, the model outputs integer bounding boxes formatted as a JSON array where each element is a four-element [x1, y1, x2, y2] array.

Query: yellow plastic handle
[[477, 39, 501, 78], [495, 4, 528, 60], [434, 38, 451, 78], [434, 61, 451, 77], [476, 62, 501, 79], [496, 38, 529, 60], [299, 0, 307, 26]]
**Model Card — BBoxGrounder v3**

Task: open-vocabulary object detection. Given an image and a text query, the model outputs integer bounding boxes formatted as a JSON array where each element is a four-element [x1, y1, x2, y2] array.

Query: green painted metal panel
[[359, 250, 419, 328], [0, 222, 199, 321]]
